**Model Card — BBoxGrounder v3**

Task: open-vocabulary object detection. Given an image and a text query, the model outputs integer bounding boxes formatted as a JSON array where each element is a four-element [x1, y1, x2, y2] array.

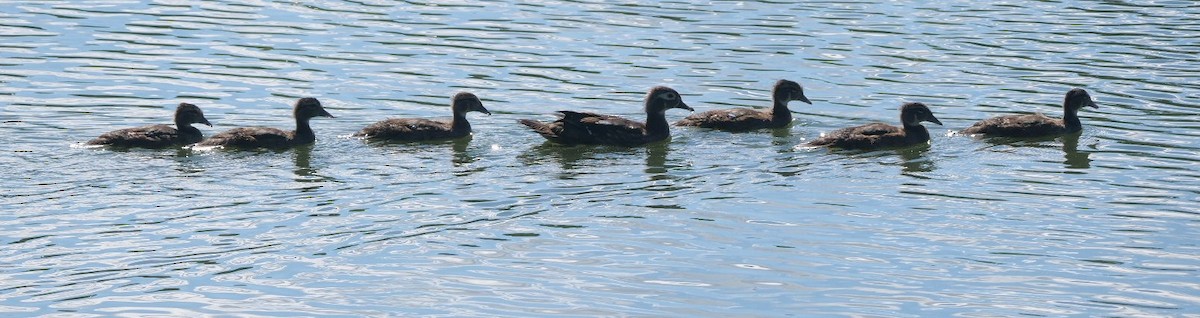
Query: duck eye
[[661, 92, 677, 101]]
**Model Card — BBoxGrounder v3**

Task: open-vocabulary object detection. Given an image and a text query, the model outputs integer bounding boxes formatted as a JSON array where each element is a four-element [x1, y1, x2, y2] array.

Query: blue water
[[2, 1, 1198, 316]]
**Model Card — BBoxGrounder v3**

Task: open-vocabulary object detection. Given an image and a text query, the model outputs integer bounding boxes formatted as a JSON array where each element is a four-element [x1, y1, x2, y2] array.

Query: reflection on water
[[1, 0, 1198, 316], [644, 141, 669, 175], [1061, 132, 1091, 169], [898, 145, 934, 174]]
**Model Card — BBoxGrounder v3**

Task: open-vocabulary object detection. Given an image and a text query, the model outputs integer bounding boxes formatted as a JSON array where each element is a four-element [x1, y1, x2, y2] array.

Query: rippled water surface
[[3, 1, 1199, 316]]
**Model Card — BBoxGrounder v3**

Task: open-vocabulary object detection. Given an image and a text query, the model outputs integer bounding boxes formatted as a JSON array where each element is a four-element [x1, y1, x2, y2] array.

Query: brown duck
[[519, 86, 693, 147], [807, 102, 942, 150], [87, 102, 211, 148], [197, 97, 334, 149], [960, 88, 1098, 138], [675, 79, 811, 131], [354, 92, 490, 141]]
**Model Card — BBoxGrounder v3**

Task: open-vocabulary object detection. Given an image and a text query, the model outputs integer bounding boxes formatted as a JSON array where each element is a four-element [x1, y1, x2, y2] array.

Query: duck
[[518, 86, 693, 147], [196, 97, 334, 149], [86, 102, 212, 148], [354, 92, 490, 141], [674, 79, 811, 131], [960, 88, 1098, 138], [807, 102, 942, 150]]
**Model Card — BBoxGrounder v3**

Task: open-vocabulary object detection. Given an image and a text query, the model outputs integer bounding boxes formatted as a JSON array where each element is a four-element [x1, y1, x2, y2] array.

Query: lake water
[[2, 1, 1198, 316]]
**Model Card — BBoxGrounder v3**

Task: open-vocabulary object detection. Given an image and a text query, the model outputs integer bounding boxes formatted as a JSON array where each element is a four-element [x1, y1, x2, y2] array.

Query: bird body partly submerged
[[197, 97, 333, 149], [519, 86, 693, 147], [355, 92, 489, 142], [961, 88, 1098, 138], [807, 102, 942, 150], [87, 103, 211, 148], [675, 79, 811, 131]]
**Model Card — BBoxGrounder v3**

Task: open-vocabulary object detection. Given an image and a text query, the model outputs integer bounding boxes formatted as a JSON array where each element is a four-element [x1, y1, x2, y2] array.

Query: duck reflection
[[1061, 131, 1090, 169], [644, 141, 669, 174], [450, 136, 474, 166], [292, 145, 334, 183], [520, 143, 594, 172], [897, 144, 935, 174]]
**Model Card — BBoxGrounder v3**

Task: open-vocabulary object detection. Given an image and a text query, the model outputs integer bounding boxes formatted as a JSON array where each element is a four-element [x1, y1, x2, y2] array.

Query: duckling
[[807, 102, 942, 150], [519, 86, 693, 147], [197, 97, 334, 149], [87, 103, 211, 148], [960, 88, 1098, 137], [354, 92, 490, 141], [675, 79, 811, 131]]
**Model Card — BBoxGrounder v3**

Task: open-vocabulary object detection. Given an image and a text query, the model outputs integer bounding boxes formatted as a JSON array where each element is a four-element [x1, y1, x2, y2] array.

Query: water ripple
[[1, 0, 1198, 316]]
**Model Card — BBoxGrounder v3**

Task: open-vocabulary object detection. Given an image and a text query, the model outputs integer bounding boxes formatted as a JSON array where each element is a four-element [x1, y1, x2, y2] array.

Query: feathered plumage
[[808, 102, 942, 150], [675, 79, 811, 131], [87, 103, 211, 148], [960, 88, 1098, 137], [519, 86, 693, 147], [197, 97, 334, 149], [355, 92, 489, 141]]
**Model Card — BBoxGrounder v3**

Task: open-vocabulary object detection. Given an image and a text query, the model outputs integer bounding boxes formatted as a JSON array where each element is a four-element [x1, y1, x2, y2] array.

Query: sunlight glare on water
[[1, 0, 1198, 316]]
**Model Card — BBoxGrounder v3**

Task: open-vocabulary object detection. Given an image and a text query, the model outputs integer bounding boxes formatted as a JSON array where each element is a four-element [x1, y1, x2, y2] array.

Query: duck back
[[199, 127, 294, 148], [357, 118, 460, 141], [960, 113, 1068, 137], [88, 124, 191, 148], [676, 108, 776, 131], [809, 123, 931, 150]]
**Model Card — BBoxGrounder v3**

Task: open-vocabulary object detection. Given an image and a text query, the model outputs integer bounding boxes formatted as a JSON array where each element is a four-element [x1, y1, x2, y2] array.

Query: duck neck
[[1063, 108, 1083, 132], [174, 119, 196, 134], [451, 112, 471, 133], [645, 111, 670, 137], [903, 122, 931, 141], [770, 99, 792, 123], [293, 116, 316, 144]]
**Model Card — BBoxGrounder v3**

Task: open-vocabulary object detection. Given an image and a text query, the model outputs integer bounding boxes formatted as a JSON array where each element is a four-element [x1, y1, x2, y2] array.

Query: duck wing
[[676, 108, 771, 131], [561, 111, 648, 146], [808, 123, 902, 148], [961, 113, 1065, 136], [357, 118, 456, 140], [88, 124, 179, 148], [199, 127, 292, 148]]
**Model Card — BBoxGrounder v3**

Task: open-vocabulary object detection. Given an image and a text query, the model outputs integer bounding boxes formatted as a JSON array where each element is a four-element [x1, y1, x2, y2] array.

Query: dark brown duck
[[675, 79, 811, 131], [960, 88, 1098, 138], [87, 102, 211, 148], [354, 92, 490, 141], [197, 97, 334, 149], [807, 102, 942, 150], [519, 86, 693, 147]]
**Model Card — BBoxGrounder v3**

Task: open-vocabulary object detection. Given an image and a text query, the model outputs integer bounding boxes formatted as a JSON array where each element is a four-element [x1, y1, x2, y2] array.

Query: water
[[2, 0, 1198, 316]]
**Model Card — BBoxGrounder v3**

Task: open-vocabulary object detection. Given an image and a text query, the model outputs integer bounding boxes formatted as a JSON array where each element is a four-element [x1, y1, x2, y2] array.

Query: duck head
[[645, 86, 693, 114], [1064, 88, 1099, 111], [900, 102, 942, 126], [175, 102, 211, 127], [774, 79, 812, 105], [294, 97, 334, 120], [451, 91, 490, 116]]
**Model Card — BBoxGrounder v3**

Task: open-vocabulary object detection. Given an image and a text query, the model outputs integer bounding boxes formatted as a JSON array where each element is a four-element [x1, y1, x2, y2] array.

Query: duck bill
[[321, 110, 336, 118], [1088, 100, 1099, 109], [477, 105, 492, 116], [798, 94, 813, 105], [928, 116, 943, 125], [200, 119, 213, 127], [676, 101, 694, 111]]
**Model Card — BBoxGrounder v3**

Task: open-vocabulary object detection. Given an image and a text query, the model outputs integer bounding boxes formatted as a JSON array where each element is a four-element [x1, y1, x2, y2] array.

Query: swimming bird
[[86, 102, 211, 148], [960, 88, 1098, 138], [675, 79, 811, 131], [518, 86, 693, 147], [196, 97, 334, 149], [807, 102, 942, 150], [354, 92, 490, 141]]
